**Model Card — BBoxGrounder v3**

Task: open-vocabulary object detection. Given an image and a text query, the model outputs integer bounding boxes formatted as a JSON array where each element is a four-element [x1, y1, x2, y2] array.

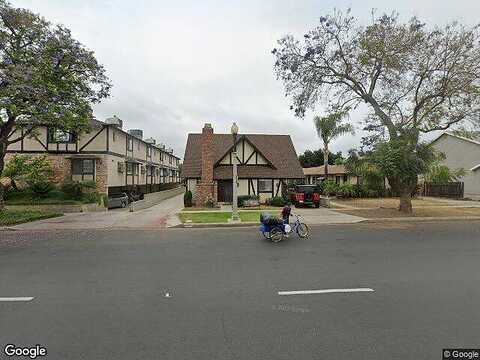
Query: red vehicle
[[292, 184, 321, 208]]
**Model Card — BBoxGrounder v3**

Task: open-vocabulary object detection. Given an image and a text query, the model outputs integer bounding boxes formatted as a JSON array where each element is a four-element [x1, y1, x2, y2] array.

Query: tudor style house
[[182, 123, 304, 206], [5, 116, 181, 195]]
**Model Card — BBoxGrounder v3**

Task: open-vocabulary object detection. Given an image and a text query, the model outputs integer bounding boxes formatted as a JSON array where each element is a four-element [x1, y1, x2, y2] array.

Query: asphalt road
[[1, 221, 480, 359]]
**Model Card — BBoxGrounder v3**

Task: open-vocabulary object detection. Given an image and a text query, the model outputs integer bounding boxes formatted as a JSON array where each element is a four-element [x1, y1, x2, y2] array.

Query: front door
[[217, 180, 233, 203]]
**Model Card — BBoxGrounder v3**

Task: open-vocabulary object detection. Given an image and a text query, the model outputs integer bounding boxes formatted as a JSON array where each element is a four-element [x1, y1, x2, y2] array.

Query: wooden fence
[[423, 182, 464, 198]]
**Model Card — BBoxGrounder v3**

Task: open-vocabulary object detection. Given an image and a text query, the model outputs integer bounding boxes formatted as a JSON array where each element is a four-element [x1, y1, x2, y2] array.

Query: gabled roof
[[182, 133, 304, 179], [303, 165, 348, 176], [430, 132, 480, 147]]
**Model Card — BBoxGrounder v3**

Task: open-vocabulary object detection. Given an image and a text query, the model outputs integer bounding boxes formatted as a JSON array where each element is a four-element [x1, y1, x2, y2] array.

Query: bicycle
[[260, 214, 309, 243]]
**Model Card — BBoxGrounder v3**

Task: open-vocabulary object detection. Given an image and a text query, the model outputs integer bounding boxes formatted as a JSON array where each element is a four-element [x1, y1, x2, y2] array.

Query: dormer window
[[48, 128, 76, 143]]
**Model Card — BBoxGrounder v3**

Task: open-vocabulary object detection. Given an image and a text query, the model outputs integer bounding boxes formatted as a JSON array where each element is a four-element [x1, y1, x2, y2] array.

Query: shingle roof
[[182, 133, 304, 179], [303, 165, 347, 176]]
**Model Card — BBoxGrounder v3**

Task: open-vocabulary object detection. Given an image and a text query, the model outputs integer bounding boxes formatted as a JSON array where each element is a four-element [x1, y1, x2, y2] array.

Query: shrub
[[30, 181, 54, 198], [61, 180, 98, 201], [184, 190, 193, 207], [61, 181, 84, 199], [322, 180, 339, 196], [337, 183, 355, 198], [270, 196, 286, 207], [205, 196, 216, 208], [238, 195, 259, 207]]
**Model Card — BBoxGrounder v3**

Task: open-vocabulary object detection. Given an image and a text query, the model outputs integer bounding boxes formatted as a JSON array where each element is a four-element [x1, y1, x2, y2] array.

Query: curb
[[175, 222, 259, 229], [359, 216, 480, 223]]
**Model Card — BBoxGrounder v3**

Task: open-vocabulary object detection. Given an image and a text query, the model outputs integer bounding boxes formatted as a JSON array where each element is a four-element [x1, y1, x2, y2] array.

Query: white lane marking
[[0, 297, 34, 302], [278, 288, 374, 296]]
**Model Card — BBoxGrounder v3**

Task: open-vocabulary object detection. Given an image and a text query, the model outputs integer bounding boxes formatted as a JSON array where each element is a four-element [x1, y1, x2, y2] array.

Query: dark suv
[[292, 184, 321, 208]]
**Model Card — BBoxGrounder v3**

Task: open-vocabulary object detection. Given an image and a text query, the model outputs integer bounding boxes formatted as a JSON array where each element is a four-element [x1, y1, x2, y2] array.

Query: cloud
[[13, 0, 480, 158]]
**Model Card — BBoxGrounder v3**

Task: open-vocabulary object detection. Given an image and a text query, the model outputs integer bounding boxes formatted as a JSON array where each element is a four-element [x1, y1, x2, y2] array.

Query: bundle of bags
[[260, 212, 283, 226]]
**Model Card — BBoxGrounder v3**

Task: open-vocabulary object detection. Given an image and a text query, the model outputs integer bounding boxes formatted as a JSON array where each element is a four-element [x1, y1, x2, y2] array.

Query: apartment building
[[5, 116, 181, 195]]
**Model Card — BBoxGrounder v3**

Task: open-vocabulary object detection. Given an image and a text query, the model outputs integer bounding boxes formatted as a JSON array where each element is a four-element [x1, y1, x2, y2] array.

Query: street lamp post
[[230, 122, 240, 222]]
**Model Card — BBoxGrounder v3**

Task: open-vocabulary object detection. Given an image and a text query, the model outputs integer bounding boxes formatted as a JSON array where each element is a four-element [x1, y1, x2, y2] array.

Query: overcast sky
[[14, 0, 480, 159]]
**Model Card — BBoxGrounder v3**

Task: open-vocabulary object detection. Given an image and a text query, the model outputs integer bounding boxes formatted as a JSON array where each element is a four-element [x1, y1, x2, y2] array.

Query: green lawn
[[179, 211, 263, 224], [0, 209, 63, 226]]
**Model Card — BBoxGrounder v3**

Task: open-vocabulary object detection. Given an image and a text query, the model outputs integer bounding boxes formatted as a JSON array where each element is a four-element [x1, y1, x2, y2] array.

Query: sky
[[14, 0, 480, 159]]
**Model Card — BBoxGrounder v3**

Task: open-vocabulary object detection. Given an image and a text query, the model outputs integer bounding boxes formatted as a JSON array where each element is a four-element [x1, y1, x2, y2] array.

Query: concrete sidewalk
[[7, 194, 184, 230]]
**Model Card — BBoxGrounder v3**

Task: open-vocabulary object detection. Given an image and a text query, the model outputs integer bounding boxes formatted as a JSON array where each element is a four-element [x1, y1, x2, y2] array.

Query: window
[[48, 128, 75, 143], [258, 179, 272, 192], [126, 162, 134, 175], [343, 175, 348, 183], [147, 146, 152, 157], [335, 176, 341, 184], [112, 130, 116, 142], [137, 141, 140, 150], [127, 137, 133, 151], [71, 159, 95, 180]]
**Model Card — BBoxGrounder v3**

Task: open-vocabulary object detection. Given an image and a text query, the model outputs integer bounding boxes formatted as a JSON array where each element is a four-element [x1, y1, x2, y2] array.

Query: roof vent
[[105, 115, 123, 128], [145, 137, 156, 145]]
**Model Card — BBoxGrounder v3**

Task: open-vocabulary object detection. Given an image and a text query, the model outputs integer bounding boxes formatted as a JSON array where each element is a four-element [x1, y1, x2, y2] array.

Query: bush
[[61, 181, 84, 200], [184, 190, 193, 207], [30, 181, 54, 198], [205, 196, 216, 208], [322, 180, 339, 196], [337, 183, 355, 198], [238, 195, 259, 207], [61, 180, 98, 201], [270, 196, 286, 207]]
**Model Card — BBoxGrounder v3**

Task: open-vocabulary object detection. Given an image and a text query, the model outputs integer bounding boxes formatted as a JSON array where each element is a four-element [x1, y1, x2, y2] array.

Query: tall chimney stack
[[196, 123, 215, 206]]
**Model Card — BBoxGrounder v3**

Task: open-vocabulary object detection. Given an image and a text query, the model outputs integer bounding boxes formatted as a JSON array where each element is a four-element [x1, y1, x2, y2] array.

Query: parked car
[[292, 184, 321, 208], [108, 192, 129, 209]]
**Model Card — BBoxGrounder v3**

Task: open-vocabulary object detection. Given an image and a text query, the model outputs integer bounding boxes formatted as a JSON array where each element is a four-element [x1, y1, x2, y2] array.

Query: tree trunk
[[399, 191, 413, 213], [388, 175, 417, 214], [323, 147, 329, 179], [0, 143, 6, 211]]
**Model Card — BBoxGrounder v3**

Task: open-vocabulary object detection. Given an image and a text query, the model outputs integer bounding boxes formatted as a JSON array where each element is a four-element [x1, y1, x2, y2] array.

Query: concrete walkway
[[8, 194, 184, 231]]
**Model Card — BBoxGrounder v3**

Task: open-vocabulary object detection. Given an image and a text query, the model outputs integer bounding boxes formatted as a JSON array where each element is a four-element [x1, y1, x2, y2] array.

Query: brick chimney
[[196, 123, 216, 206], [201, 123, 214, 183]]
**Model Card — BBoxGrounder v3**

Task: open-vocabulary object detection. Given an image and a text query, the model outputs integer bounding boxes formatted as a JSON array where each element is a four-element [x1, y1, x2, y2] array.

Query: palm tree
[[314, 111, 354, 178]]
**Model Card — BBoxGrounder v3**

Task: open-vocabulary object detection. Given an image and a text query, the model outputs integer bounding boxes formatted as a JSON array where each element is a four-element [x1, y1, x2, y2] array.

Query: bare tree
[[273, 9, 480, 212]]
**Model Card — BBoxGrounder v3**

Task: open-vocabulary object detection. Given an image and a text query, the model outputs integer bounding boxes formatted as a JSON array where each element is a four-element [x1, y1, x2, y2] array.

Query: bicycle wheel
[[270, 228, 284, 243], [262, 232, 272, 240], [296, 223, 309, 238]]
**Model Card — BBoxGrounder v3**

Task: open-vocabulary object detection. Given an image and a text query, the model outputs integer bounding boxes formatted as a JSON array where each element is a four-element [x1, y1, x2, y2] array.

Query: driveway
[[7, 193, 184, 231], [293, 205, 365, 224]]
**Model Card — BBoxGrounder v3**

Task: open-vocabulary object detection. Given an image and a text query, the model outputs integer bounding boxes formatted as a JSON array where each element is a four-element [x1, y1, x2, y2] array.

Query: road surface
[[1, 221, 479, 359]]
